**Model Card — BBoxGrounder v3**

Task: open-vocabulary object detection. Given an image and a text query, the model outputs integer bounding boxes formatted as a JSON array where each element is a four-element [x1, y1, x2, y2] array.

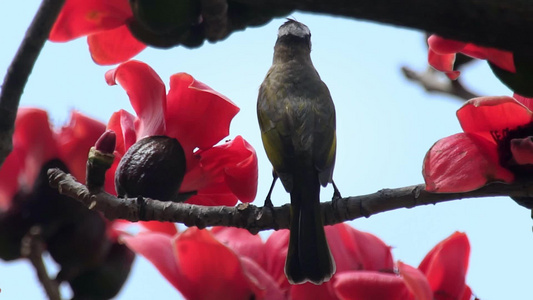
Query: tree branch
[[231, 0, 533, 53], [21, 226, 61, 300], [48, 168, 533, 233], [401, 66, 480, 101], [0, 0, 65, 167]]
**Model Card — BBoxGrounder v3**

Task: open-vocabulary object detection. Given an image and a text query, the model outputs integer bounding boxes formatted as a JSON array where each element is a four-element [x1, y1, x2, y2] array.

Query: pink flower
[[49, 0, 146, 65], [423, 94, 533, 192], [427, 35, 515, 80], [105, 60, 258, 205]]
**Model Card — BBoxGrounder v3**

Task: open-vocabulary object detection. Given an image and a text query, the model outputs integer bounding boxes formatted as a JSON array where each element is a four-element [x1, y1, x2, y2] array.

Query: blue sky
[[1, 1, 531, 299]]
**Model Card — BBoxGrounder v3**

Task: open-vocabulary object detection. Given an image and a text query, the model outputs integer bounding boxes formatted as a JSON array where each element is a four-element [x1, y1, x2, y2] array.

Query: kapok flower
[[427, 35, 515, 80], [334, 232, 472, 300], [0, 108, 135, 297], [105, 60, 258, 205], [423, 94, 533, 193], [0, 108, 106, 210], [122, 222, 393, 300], [49, 0, 146, 65], [121, 226, 285, 300], [127, 222, 472, 300]]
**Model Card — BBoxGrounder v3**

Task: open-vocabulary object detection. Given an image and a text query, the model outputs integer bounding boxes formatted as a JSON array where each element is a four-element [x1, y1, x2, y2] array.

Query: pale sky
[[1, 2, 531, 299]]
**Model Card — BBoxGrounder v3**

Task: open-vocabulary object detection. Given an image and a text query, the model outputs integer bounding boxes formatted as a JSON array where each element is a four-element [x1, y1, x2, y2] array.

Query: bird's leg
[[331, 180, 342, 200], [264, 170, 278, 208]]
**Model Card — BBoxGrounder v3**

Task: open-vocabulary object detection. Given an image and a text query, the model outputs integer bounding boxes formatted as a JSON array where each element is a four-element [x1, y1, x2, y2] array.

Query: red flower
[[334, 232, 472, 300], [423, 94, 533, 192], [417, 232, 471, 300], [105, 60, 258, 205], [122, 222, 393, 300], [0, 108, 106, 210], [126, 223, 472, 300], [121, 226, 285, 300], [0, 108, 135, 298], [427, 35, 515, 80], [49, 0, 146, 65]]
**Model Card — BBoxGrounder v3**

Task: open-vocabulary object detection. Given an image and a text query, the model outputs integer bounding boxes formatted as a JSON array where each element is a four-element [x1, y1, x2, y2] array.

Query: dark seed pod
[[115, 136, 186, 201], [69, 242, 135, 300]]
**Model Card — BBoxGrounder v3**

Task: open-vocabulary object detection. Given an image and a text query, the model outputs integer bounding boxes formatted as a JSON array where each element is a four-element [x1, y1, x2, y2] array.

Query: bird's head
[[275, 19, 312, 51]]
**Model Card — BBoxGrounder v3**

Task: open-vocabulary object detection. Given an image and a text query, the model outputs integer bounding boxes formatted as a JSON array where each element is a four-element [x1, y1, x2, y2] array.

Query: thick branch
[[0, 0, 65, 167], [48, 168, 533, 233], [233, 0, 533, 53]]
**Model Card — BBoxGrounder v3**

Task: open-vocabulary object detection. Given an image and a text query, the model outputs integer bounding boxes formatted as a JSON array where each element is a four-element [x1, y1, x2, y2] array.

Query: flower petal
[[49, 0, 132, 42], [291, 281, 337, 300], [427, 36, 465, 80], [324, 224, 360, 273], [333, 271, 412, 300], [0, 108, 59, 208], [427, 35, 467, 54], [139, 221, 178, 236], [105, 61, 166, 137], [165, 73, 240, 153], [88, 26, 147, 65], [427, 35, 515, 77], [418, 232, 470, 300], [334, 223, 394, 272], [174, 228, 255, 300], [211, 227, 265, 267], [107, 109, 137, 155], [461, 285, 473, 300], [461, 44, 515, 73], [397, 262, 432, 300], [240, 257, 286, 300], [423, 133, 514, 192], [264, 230, 291, 291], [181, 136, 258, 204], [57, 111, 106, 183], [120, 232, 183, 291], [106, 110, 137, 195], [185, 187, 240, 206], [428, 50, 460, 80], [513, 93, 533, 111], [457, 96, 532, 134]]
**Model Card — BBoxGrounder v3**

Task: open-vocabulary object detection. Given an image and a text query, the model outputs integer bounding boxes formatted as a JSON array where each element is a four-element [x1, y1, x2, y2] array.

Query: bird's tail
[[285, 172, 335, 284]]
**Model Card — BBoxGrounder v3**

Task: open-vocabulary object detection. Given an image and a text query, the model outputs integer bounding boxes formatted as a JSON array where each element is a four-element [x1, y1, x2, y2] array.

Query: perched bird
[[257, 19, 339, 284]]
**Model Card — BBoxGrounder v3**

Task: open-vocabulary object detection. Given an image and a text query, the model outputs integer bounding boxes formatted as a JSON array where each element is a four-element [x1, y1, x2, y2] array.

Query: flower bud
[[115, 136, 186, 201], [87, 130, 116, 190], [95, 130, 116, 155]]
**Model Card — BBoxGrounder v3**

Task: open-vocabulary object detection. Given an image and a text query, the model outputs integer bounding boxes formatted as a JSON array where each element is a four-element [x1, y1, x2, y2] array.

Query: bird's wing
[[258, 75, 296, 192], [311, 81, 337, 187]]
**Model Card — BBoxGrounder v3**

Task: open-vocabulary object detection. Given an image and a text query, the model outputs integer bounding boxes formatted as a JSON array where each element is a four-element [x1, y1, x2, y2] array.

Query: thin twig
[[0, 0, 66, 167], [401, 66, 480, 101], [48, 168, 533, 233], [21, 226, 61, 300]]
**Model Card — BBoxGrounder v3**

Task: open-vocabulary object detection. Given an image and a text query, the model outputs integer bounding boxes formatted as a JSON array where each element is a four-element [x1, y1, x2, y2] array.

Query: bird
[[257, 19, 339, 285]]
